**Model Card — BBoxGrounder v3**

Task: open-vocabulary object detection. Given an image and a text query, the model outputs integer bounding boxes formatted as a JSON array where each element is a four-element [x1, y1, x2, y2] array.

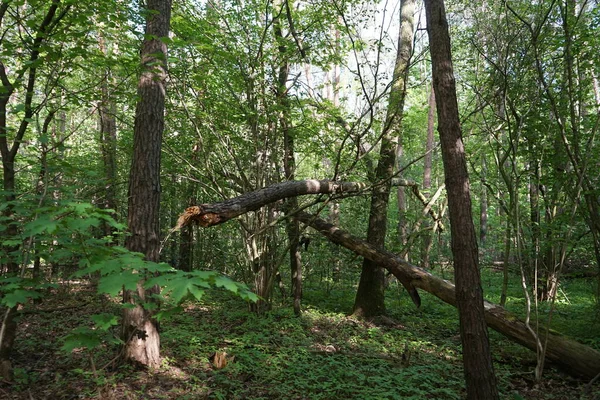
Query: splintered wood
[[173, 206, 223, 230]]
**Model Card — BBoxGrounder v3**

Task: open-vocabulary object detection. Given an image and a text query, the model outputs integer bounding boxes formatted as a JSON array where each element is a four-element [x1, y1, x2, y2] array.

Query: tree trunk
[[424, 0, 499, 398], [353, 0, 415, 318], [121, 0, 172, 368], [274, 0, 302, 315], [420, 82, 436, 269]]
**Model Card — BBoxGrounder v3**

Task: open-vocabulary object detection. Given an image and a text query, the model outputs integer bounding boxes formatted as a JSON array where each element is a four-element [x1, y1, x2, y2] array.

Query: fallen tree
[[294, 212, 600, 380], [174, 179, 600, 380], [174, 179, 443, 231]]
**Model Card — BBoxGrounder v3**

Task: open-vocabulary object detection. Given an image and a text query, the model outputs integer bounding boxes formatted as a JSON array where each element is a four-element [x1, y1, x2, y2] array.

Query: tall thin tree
[[424, 0, 499, 398], [353, 0, 415, 317], [121, 0, 172, 367]]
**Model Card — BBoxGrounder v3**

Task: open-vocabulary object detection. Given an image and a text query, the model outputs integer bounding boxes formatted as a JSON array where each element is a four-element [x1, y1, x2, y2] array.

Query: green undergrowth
[[5, 269, 600, 399]]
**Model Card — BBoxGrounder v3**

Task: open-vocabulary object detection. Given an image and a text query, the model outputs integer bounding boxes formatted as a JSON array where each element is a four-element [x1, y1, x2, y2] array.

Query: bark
[[121, 0, 172, 368], [178, 197, 194, 272], [353, 0, 415, 317], [173, 178, 437, 231], [424, 0, 499, 397]]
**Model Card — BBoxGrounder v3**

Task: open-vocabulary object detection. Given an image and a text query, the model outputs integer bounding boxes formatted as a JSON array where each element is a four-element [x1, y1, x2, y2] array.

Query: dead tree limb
[[174, 179, 443, 231]]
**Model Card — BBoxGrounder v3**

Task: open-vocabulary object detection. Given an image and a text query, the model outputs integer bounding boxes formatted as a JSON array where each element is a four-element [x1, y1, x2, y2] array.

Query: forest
[[1, 0, 600, 398]]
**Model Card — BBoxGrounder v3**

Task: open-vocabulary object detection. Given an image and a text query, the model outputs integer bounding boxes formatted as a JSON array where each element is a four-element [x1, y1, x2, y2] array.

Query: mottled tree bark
[[424, 0, 499, 398], [121, 0, 172, 368]]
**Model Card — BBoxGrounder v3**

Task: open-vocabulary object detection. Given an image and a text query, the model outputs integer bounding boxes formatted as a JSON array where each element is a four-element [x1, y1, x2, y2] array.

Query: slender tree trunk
[[353, 0, 415, 318], [121, 0, 172, 368], [178, 195, 195, 272], [421, 82, 436, 269], [98, 32, 118, 239], [274, 0, 302, 315], [424, 0, 499, 398]]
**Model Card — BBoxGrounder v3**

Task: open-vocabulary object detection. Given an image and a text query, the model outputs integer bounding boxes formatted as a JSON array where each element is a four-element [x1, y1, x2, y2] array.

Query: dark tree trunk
[[121, 0, 172, 368], [353, 0, 415, 318], [178, 197, 194, 272], [424, 0, 499, 398]]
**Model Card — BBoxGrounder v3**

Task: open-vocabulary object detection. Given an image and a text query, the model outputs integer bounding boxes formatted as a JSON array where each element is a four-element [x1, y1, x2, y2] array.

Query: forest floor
[[2, 270, 600, 399]]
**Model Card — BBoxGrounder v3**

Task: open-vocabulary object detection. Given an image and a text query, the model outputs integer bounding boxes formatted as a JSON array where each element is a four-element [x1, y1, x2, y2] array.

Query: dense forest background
[[1, 0, 600, 398]]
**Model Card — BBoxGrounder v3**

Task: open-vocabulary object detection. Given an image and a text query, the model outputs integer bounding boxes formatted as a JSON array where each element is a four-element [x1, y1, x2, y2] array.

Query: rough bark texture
[[353, 0, 415, 318], [122, 0, 172, 368], [424, 0, 499, 398]]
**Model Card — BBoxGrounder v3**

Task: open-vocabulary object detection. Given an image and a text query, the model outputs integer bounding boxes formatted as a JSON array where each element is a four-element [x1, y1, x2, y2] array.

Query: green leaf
[[214, 275, 239, 293], [90, 313, 119, 330], [61, 327, 101, 353], [166, 279, 204, 304], [98, 272, 139, 296], [1, 289, 41, 308]]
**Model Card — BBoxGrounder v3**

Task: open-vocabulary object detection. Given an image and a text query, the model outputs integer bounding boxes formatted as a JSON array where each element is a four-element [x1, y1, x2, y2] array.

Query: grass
[[2, 268, 600, 399]]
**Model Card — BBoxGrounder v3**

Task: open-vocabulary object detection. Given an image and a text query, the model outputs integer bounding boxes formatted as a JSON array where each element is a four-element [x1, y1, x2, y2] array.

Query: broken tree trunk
[[173, 180, 600, 379], [174, 179, 442, 231], [295, 212, 600, 380]]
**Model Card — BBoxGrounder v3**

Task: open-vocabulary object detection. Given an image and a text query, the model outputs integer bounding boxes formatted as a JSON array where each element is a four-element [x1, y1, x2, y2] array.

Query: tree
[[424, 0, 499, 398], [121, 0, 172, 367], [273, 0, 302, 315], [353, 0, 416, 318], [0, 0, 72, 380]]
